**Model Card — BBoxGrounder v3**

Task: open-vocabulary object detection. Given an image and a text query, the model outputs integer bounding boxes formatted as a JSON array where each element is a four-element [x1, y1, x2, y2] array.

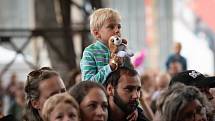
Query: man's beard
[[113, 89, 139, 115]]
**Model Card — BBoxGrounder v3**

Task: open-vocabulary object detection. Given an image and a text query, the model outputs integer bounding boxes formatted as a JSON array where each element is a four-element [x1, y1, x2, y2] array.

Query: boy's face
[[94, 18, 121, 45]]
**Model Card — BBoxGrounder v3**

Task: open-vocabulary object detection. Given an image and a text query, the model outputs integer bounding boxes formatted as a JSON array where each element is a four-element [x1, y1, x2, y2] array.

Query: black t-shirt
[[0, 115, 18, 121], [108, 107, 150, 121]]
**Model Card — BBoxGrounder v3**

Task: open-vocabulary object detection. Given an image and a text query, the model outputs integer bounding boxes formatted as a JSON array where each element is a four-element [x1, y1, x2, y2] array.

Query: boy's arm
[[80, 51, 112, 84]]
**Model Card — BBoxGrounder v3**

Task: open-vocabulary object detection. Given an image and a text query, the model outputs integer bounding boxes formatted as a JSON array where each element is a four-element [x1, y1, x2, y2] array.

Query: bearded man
[[104, 67, 149, 121]]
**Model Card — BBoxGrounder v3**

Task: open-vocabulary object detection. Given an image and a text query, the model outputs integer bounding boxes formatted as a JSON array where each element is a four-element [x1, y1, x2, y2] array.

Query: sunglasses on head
[[27, 67, 53, 79]]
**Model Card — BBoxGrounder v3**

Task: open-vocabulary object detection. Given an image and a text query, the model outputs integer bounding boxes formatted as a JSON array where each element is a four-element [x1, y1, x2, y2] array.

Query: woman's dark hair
[[23, 67, 59, 121], [69, 81, 107, 104]]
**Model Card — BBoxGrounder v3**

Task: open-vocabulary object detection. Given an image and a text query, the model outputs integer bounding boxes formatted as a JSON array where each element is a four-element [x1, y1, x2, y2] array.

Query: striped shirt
[[80, 40, 112, 84]]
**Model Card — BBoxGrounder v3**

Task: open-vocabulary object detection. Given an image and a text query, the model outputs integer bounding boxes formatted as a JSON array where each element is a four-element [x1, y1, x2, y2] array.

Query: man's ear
[[31, 99, 40, 110], [106, 84, 114, 96]]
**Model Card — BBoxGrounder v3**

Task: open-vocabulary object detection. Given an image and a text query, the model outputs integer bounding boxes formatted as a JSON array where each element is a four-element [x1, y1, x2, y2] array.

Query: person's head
[[23, 67, 66, 121], [69, 81, 108, 121], [90, 8, 122, 45], [173, 42, 182, 54], [169, 70, 215, 100], [67, 68, 81, 89], [105, 67, 141, 115], [42, 92, 79, 121], [167, 59, 183, 77], [156, 72, 170, 90], [140, 72, 155, 92], [158, 83, 209, 121], [14, 81, 25, 107], [7, 72, 18, 96]]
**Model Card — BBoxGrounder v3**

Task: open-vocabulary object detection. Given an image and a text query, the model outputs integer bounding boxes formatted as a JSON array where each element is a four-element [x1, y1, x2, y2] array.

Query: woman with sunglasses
[[23, 67, 66, 121]]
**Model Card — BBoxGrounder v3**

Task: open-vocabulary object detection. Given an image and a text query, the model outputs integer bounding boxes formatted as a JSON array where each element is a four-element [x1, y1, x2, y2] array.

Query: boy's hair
[[90, 8, 121, 36], [42, 92, 79, 121]]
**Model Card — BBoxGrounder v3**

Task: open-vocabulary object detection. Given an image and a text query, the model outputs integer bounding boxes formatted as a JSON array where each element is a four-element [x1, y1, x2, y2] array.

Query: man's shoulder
[[168, 53, 176, 58], [166, 54, 175, 60], [180, 55, 186, 60], [168, 54, 186, 61]]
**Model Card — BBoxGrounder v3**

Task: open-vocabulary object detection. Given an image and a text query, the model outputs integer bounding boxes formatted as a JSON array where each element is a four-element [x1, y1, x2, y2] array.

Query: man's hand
[[126, 109, 138, 121]]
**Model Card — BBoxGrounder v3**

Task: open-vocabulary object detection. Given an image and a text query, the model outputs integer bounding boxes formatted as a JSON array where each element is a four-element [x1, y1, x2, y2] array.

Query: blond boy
[[80, 8, 123, 84]]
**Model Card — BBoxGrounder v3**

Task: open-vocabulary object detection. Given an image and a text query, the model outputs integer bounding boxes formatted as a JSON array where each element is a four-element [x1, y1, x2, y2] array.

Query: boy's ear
[[31, 99, 40, 110], [92, 29, 100, 38], [106, 84, 114, 96]]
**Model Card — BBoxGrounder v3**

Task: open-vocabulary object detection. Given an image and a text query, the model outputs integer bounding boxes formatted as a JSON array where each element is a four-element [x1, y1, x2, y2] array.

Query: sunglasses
[[27, 67, 53, 80]]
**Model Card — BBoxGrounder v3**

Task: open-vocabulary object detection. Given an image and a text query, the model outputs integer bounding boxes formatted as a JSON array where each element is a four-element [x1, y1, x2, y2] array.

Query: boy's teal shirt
[[80, 40, 112, 84]]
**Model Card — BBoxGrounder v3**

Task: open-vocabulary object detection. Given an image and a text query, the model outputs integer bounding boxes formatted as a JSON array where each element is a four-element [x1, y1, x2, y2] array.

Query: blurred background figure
[[66, 68, 81, 89], [166, 42, 187, 71], [151, 72, 170, 113], [0, 80, 4, 118], [4, 73, 18, 115], [167, 59, 183, 78], [8, 81, 25, 121], [0, 98, 3, 118], [140, 72, 156, 106]]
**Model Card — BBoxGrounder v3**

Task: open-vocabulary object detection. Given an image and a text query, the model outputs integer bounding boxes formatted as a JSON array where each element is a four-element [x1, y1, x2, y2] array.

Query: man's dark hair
[[104, 67, 138, 88]]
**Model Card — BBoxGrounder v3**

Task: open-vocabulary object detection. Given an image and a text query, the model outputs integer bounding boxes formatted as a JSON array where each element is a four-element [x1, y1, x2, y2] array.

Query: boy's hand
[[109, 54, 124, 71]]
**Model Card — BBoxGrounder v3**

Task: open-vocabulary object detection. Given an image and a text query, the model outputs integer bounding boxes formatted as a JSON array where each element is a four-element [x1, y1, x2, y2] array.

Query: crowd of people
[[0, 7, 215, 121]]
